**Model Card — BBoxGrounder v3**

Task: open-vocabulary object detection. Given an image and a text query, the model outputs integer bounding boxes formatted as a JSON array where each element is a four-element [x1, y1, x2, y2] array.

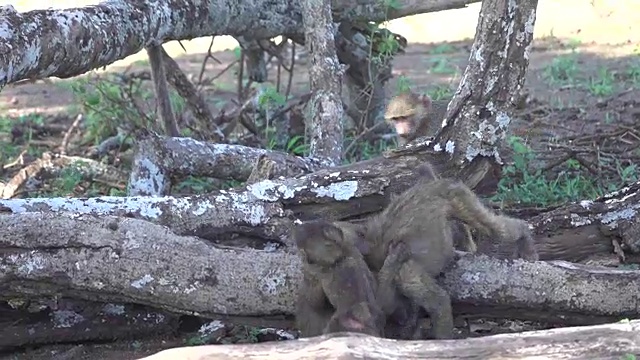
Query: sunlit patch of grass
[[586, 67, 615, 97], [543, 53, 579, 85]]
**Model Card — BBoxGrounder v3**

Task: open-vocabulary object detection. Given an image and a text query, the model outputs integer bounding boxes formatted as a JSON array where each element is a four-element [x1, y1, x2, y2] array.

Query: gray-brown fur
[[293, 219, 385, 337], [363, 166, 539, 339], [384, 92, 449, 146]]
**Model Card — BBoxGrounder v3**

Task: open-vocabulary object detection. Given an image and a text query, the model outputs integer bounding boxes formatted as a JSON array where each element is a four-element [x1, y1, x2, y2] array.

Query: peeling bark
[[301, 0, 345, 165], [1, 212, 640, 324], [0, 0, 480, 87], [142, 321, 640, 360]]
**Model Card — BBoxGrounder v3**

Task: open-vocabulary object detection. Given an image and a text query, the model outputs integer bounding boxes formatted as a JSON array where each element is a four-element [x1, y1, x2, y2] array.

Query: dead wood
[[3, 146, 640, 263], [1, 212, 639, 326], [0, 152, 127, 199], [127, 131, 327, 196], [409, 0, 539, 195], [0, 153, 437, 243], [0, 298, 179, 351], [159, 47, 224, 143], [0, 0, 480, 87], [141, 320, 640, 360], [145, 44, 180, 138]]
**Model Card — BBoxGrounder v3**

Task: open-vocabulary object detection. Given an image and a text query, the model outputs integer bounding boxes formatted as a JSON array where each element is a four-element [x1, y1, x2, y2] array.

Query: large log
[[0, 299, 179, 351], [141, 321, 640, 360], [3, 156, 640, 263], [0, 0, 480, 87], [1, 212, 639, 326]]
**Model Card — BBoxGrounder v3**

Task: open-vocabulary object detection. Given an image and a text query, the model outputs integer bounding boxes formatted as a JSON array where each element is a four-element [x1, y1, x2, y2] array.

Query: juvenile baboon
[[396, 160, 477, 254], [363, 167, 538, 339], [384, 92, 449, 146], [293, 219, 406, 337]]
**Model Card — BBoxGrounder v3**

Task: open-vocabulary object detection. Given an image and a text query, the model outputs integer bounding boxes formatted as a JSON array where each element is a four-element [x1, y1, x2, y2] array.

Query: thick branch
[[1, 212, 639, 323], [127, 132, 326, 196], [0, 0, 480, 87], [142, 322, 640, 360], [146, 44, 180, 137], [302, 0, 344, 165]]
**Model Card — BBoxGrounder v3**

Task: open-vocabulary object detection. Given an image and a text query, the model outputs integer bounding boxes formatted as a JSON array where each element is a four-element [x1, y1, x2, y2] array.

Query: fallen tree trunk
[[1, 212, 639, 326], [0, 298, 179, 351], [141, 321, 640, 360], [3, 153, 640, 262]]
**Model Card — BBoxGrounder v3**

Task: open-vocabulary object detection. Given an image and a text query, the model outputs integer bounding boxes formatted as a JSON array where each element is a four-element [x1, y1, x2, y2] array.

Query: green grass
[[492, 136, 638, 207]]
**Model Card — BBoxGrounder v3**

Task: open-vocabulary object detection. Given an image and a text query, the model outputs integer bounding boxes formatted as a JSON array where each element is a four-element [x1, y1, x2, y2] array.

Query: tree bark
[[301, 0, 345, 165], [127, 131, 326, 196], [0, 0, 480, 88], [0, 299, 179, 351], [2, 152, 640, 263], [1, 212, 639, 325], [414, 0, 539, 192], [144, 320, 640, 360]]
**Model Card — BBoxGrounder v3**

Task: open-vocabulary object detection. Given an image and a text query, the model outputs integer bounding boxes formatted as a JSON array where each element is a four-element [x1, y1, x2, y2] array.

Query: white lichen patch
[[53, 310, 85, 328], [131, 274, 154, 289], [444, 140, 455, 154], [131, 157, 167, 195], [579, 200, 594, 209], [10, 251, 46, 275], [258, 269, 287, 296], [184, 281, 199, 294], [310, 181, 358, 201], [433, 142, 443, 152], [101, 303, 126, 316], [0, 194, 179, 220], [248, 180, 301, 201], [199, 320, 225, 335], [601, 185, 632, 200], [604, 190, 637, 205], [599, 207, 639, 227], [570, 213, 592, 227]]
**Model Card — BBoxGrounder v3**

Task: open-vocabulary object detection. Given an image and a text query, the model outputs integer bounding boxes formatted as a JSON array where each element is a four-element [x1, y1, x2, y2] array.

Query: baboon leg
[[375, 241, 410, 314], [384, 301, 422, 340], [397, 260, 454, 339], [452, 222, 477, 253], [460, 224, 477, 253]]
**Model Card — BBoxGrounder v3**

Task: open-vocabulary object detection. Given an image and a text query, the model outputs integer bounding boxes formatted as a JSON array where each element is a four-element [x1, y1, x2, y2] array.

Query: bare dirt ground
[[1, 1, 640, 359]]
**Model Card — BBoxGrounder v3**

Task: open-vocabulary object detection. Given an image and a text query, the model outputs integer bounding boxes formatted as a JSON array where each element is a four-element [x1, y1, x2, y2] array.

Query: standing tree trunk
[[427, 0, 539, 192], [301, 0, 345, 166]]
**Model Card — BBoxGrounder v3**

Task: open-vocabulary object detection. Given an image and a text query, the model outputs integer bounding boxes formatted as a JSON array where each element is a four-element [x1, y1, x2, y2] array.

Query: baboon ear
[[420, 94, 432, 109]]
